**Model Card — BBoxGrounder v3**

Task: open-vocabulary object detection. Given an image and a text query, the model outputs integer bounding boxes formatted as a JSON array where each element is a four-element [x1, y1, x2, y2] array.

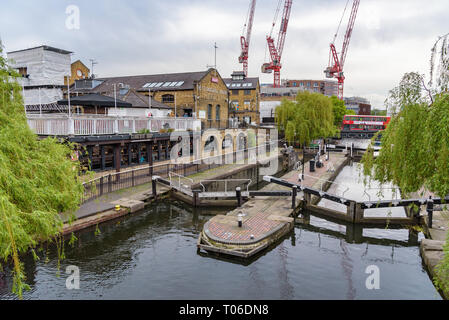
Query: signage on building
[[199, 110, 206, 119], [211, 77, 218, 83]]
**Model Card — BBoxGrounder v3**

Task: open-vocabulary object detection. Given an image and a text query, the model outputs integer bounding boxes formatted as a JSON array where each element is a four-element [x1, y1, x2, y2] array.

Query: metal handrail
[[169, 172, 194, 190], [199, 179, 252, 193], [300, 173, 350, 196]]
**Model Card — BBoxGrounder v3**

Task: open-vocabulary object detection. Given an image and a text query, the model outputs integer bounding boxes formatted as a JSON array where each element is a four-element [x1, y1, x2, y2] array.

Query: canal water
[[0, 163, 442, 300]]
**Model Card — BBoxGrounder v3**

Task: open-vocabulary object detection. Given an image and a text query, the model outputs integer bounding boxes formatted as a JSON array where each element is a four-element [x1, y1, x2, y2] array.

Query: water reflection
[[0, 199, 441, 300]]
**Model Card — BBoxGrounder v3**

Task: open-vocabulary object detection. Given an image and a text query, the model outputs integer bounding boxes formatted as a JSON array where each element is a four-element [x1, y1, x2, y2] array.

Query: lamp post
[[114, 83, 118, 133], [302, 141, 305, 181]]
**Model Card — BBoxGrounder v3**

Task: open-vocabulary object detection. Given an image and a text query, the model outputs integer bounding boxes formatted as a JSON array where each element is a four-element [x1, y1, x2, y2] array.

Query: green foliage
[[434, 231, 449, 297], [346, 109, 356, 115], [137, 128, 150, 134], [0, 45, 84, 298], [330, 95, 348, 128], [371, 109, 387, 116], [362, 35, 449, 294], [275, 91, 336, 145]]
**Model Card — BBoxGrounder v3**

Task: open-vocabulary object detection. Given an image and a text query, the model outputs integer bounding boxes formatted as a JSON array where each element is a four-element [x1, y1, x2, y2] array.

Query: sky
[[1, 0, 448, 110]]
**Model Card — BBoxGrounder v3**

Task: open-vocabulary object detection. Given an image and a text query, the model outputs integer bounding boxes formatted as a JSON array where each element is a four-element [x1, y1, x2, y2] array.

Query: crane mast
[[239, 0, 257, 77], [261, 0, 293, 88], [325, 0, 360, 100]]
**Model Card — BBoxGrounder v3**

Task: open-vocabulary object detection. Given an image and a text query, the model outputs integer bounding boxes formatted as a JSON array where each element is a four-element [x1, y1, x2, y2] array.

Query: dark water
[[0, 201, 441, 300], [0, 162, 442, 300]]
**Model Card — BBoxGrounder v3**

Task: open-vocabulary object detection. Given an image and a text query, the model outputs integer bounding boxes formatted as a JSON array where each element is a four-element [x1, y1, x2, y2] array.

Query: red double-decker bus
[[341, 115, 391, 139]]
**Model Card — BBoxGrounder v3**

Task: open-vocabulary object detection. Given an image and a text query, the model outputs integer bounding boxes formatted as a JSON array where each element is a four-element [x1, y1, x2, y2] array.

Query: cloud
[[1, 0, 448, 110]]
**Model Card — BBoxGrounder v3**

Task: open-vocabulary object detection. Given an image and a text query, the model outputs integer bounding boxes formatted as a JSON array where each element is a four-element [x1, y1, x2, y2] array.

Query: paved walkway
[[60, 182, 170, 223], [63, 152, 280, 223], [202, 153, 348, 247]]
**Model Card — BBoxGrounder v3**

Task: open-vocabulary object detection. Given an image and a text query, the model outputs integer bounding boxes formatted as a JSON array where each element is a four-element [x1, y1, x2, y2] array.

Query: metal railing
[[169, 172, 194, 196], [81, 140, 283, 204], [199, 179, 252, 197], [27, 115, 202, 136]]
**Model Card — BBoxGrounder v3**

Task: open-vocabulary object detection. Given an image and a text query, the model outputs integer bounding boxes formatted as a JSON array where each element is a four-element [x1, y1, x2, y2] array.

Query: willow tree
[[275, 91, 336, 146], [362, 34, 449, 294], [0, 44, 84, 297]]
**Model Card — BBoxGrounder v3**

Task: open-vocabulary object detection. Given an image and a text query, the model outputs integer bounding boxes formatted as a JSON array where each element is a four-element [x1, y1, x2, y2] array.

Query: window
[[162, 82, 172, 87], [175, 81, 185, 87], [216, 105, 220, 120], [300, 82, 304, 87], [207, 104, 213, 120], [244, 100, 250, 110], [162, 94, 175, 103], [232, 90, 239, 95], [154, 82, 163, 87], [17, 67, 28, 77], [169, 82, 177, 87], [244, 90, 251, 95]]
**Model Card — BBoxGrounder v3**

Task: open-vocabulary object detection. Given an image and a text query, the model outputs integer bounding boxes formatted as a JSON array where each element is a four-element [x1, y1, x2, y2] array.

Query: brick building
[[223, 71, 260, 126], [282, 79, 338, 97], [65, 60, 90, 86], [344, 97, 371, 115], [71, 68, 229, 129]]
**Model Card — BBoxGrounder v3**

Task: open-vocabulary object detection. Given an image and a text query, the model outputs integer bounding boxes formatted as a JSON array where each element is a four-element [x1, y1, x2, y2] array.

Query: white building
[[7, 45, 72, 112]]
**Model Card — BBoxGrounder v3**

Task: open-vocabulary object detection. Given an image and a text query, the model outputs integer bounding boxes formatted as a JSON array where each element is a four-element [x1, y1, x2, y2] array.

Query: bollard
[[132, 170, 135, 187], [236, 187, 242, 207], [100, 176, 104, 196], [115, 205, 121, 211], [193, 190, 199, 207], [427, 196, 434, 228], [292, 186, 297, 209], [152, 176, 158, 199], [238, 213, 243, 228]]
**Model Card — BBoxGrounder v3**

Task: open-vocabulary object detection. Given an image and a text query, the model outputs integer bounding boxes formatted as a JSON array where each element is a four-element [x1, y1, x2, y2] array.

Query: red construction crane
[[325, 0, 360, 100], [261, 0, 293, 87], [239, 0, 257, 77]]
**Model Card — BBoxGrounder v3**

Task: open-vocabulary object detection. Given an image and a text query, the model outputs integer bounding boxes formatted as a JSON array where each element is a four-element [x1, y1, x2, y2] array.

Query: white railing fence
[[27, 115, 202, 136]]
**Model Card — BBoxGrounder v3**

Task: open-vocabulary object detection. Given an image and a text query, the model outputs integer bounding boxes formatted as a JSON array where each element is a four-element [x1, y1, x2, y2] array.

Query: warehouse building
[[223, 71, 260, 126]]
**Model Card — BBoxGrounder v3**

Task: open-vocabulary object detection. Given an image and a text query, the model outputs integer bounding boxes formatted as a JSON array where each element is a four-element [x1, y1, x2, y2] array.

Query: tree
[[330, 95, 355, 129], [362, 34, 449, 295], [371, 109, 387, 116], [0, 44, 84, 297], [275, 91, 335, 145]]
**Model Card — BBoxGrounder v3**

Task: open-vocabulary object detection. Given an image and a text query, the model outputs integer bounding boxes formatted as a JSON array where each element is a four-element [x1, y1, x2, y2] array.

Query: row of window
[[207, 104, 221, 120], [226, 83, 253, 88], [232, 89, 252, 95], [344, 116, 387, 122], [289, 81, 320, 87]]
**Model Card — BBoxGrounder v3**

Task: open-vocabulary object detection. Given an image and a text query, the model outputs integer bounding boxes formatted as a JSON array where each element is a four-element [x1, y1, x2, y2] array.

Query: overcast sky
[[1, 0, 448, 109]]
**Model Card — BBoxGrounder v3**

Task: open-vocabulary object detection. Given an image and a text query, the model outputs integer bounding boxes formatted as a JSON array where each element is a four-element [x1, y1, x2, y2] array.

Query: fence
[[81, 140, 283, 204], [27, 114, 202, 136]]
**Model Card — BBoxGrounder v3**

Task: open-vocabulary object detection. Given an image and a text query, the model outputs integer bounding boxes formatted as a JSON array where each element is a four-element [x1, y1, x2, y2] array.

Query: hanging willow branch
[[0, 44, 84, 298]]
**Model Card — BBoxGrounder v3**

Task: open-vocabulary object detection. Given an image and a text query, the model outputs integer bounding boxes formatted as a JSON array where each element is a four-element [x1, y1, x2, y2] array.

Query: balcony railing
[[26, 114, 203, 136]]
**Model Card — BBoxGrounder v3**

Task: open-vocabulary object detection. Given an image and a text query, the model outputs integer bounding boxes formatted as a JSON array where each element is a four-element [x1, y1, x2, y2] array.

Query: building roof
[[58, 93, 132, 107], [104, 89, 171, 109], [7, 45, 72, 55], [223, 77, 259, 90], [87, 70, 211, 94]]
